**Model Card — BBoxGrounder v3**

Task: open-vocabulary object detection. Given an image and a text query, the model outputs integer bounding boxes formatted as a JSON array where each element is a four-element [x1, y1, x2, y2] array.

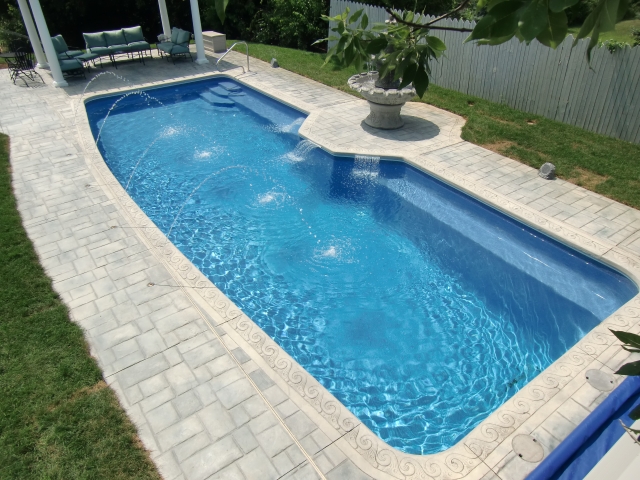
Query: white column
[[16, 0, 48, 68], [28, 0, 67, 87], [158, 0, 171, 38], [189, 0, 208, 64]]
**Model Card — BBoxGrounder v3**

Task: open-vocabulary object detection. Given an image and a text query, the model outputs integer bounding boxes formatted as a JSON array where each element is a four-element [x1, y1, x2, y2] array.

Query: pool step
[[199, 91, 236, 107], [209, 85, 230, 97], [218, 81, 243, 93]]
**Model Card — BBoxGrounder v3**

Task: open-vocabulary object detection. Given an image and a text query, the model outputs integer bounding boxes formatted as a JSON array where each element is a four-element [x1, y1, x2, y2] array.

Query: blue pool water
[[86, 78, 638, 455]]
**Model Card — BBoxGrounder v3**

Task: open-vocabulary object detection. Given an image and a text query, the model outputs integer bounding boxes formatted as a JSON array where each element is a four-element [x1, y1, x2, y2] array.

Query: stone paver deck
[[2, 48, 640, 480]]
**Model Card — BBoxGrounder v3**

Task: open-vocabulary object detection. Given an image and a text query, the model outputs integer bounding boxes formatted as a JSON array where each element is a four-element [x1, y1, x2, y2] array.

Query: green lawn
[[569, 19, 640, 44], [233, 40, 640, 209], [0, 134, 160, 479]]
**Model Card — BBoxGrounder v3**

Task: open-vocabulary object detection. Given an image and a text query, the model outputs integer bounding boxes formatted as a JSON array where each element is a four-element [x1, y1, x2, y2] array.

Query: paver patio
[[2, 47, 640, 480]]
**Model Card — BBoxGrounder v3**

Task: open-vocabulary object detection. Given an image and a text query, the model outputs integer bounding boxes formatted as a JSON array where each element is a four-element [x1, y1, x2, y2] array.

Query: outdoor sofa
[[157, 27, 193, 63], [82, 26, 152, 67], [51, 34, 102, 72]]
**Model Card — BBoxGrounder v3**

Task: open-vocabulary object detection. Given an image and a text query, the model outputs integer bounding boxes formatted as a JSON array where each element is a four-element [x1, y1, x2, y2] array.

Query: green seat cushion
[[75, 52, 99, 61], [59, 59, 83, 72], [108, 44, 132, 53], [87, 46, 109, 55], [51, 35, 68, 54], [176, 30, 191, 45], [127, 41, 150, 51], [123, 26, 145, 43], [103, 29, 127, 47], [170, 27, 180, 44], [83, 32, 107, 49], [57, 50, 83, 60], [157, 42, 173, 54], [170, 44, 190, 54]]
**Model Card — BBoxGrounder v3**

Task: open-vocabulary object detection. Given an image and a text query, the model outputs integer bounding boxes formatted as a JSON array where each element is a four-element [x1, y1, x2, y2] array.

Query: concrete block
[[181, 436, 243, 480], [198, 401, 236, 440]]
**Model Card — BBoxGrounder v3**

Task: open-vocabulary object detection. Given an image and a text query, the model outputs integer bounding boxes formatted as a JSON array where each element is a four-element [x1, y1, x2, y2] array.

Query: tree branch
[[384, 2, 473, 32], [422, 0, 472, 27], [428, 25, 474, 32]]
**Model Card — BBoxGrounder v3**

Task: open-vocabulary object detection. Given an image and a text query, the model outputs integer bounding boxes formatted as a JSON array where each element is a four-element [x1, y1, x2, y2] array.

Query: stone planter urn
[[348, 72, 416, 130]]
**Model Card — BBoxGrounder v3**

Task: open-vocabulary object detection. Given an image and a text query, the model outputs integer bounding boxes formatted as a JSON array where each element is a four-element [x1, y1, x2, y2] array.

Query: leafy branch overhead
[[313, 8, 447, 98], [466, 0, 631, 58], [610, 329, 640, 376]]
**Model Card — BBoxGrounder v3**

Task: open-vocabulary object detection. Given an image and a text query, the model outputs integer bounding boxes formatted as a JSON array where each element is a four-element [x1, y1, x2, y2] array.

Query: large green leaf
[[348, 9, 364, 25], [519, 0, 550, 42], [394, 51, 417, 81], [549, 0, 579, 12], [426, 36, 447, 53], [360, 13, 369, 30], [466, 14, 498, 42], [399, 63, 418, 89], [215, 0, 230, 24], [366, 37, 388, 55], [414, 65, 430, 98], [615, 360, 640, 376], [467, 1, 524, 43], [610, 330, 640, 350], [344, 40, 356, 65], [487, 0, 512, 9], [536, 10, 568, 47], [491, 13, 521, 37], [630, 404, 640, 421], [490, 0, 527, 19], [477, 33, 516, 45]]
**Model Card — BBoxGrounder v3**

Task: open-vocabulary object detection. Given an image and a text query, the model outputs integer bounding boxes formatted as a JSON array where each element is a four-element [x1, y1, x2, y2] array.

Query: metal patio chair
[[7, 48, 43, 85]]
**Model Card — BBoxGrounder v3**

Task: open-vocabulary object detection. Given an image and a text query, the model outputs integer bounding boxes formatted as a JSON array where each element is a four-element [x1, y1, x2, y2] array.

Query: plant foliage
[[466, 0, 631, 59], [314, 8, 446, 98], [610, 329, 640, 375]]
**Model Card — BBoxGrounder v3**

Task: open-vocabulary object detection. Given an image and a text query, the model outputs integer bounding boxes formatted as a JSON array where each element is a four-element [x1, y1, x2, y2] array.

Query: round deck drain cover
[[585, 369, 615, 392], [512, 435, 544, 463]]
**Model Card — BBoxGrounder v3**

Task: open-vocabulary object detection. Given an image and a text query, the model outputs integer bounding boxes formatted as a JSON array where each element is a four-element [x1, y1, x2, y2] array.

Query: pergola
[[16, 0, 209, 87]]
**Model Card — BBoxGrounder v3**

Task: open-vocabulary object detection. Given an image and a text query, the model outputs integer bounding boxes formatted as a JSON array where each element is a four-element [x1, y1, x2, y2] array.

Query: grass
[[569, 18, 640, 44], [232, 40, 640, 209], [0, 134, 160, 479]]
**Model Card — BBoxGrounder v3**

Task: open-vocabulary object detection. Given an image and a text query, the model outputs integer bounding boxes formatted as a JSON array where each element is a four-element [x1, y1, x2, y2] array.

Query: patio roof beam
[[158, 0, 171, 38], [16, 0, 48, 68], [28, 0, 67, 87], [189, 0, 208, 64]]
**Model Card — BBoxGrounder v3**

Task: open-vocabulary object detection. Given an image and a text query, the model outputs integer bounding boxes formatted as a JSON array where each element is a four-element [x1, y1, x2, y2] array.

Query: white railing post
[[189, 0, 208, 64], [16, 0, 48, 68], [28, 0, 67, 87]]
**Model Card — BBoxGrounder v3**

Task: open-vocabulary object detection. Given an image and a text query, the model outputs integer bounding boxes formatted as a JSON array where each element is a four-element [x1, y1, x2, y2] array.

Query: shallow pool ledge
[[76, 65, 640, 480]]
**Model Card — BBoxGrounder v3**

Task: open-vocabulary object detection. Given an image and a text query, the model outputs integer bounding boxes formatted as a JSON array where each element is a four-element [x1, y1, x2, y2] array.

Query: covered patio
[[14, 0, 209, 87]]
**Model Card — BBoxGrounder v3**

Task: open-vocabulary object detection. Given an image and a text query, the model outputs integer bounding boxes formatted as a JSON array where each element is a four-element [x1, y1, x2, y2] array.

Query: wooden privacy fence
[[328, 0, 640, 144]]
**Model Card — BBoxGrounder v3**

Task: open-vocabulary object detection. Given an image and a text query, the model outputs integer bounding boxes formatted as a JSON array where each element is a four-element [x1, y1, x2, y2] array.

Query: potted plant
[[315, 8, 447, 129]]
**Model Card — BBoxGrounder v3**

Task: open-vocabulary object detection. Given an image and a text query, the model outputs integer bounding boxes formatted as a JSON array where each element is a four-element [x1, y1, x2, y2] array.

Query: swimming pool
[[86, 77, 638, 455]]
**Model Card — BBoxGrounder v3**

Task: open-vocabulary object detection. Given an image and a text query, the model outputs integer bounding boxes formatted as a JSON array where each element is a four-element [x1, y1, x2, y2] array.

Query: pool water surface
[[86, 78, 638, 455]]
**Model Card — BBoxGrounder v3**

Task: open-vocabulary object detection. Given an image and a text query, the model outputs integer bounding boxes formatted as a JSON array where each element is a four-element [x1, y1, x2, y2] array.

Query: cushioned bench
[[51, 34, 102, 70], [83, 26, 152, 67], [156, 27, 193, 63], [50, 35, 83, 60]]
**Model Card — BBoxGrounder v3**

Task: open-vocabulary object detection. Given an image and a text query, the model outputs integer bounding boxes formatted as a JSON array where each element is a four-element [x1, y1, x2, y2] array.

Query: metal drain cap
[[512, 435, 544, 463], [585, 369, 615, 392]]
